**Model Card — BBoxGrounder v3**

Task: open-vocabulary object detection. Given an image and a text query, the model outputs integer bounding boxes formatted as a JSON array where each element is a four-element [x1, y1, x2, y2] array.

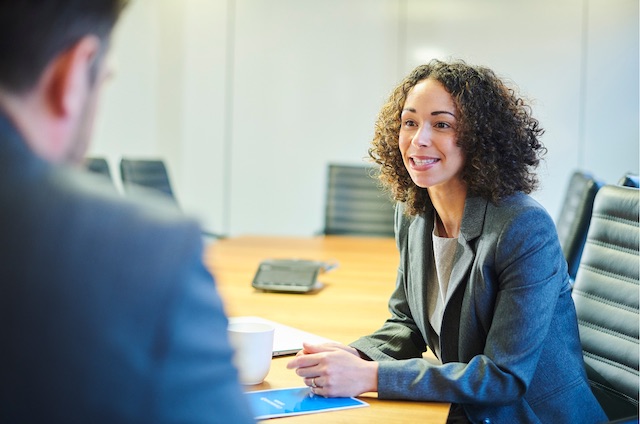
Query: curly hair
[[369, 59, 546, 216]]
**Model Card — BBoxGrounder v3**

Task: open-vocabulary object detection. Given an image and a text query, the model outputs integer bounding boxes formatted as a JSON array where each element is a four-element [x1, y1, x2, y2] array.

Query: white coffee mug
[[228, 321, 274, 385]]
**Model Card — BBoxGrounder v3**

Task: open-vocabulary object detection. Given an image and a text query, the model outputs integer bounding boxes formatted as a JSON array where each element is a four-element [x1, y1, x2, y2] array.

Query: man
[[0, 1, 254, 423]]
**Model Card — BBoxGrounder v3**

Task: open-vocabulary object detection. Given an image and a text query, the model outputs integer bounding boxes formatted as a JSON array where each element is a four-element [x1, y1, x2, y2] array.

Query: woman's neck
[[428, 180, 467, 238]]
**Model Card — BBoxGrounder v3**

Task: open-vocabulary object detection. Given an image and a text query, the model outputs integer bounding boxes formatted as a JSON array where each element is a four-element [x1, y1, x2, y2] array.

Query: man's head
[[0, 0, 128, 164]]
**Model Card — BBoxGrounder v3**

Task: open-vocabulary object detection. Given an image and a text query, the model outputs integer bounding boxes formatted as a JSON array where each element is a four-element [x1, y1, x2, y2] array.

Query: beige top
[[428, 220, 460, 358]]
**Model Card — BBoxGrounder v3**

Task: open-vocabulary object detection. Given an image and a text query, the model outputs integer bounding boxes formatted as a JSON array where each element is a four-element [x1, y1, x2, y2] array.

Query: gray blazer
[[351, 194, 607, 423]]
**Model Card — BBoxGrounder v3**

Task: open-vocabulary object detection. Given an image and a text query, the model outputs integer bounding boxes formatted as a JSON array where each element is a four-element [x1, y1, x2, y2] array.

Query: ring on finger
[[311, 377, 317, 388]]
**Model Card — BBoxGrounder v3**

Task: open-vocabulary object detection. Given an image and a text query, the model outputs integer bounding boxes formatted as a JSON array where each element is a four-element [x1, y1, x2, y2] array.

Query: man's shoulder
[[5, 162, 203, 259], [57, 165, 197, 230], [3, 162, 209, 313], [64, 167, 203, 254]]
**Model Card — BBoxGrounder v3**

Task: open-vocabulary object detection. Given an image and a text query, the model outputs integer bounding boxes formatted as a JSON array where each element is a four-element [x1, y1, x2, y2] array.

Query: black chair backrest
[[571, 184, 639, 421], [119, 158, 223, 239], [85, 157, 112, 180], [120, 158, 176, 202], [556, 171, 603, 280], [323, 164, 395, 237], [619, 172, 639, 188]]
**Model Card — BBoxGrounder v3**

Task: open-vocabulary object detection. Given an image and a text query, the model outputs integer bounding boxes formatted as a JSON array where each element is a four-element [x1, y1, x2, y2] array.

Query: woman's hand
[[286, 342, 378, 397], [296, 342, 360, 357]]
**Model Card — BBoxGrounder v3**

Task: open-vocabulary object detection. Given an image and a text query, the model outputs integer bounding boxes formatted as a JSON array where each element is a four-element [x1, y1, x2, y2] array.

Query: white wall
[[90, 0, 639, 237], [229, 0, 400, 235], [583, 0, 639, 183], [91, 0, 159, 191]]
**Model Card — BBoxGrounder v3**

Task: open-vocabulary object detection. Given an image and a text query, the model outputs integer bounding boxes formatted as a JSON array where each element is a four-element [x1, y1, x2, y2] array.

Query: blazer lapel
[[440, 196, 488, 362], [406, 200, 445, 354]]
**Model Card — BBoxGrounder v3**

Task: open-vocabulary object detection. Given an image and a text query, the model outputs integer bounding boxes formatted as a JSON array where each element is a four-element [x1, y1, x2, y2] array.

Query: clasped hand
[[286, 342, 378, 397]]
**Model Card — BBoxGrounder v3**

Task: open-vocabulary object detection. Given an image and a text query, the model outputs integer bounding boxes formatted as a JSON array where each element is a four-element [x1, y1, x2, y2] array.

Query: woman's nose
[[412, 125, 431, 147]]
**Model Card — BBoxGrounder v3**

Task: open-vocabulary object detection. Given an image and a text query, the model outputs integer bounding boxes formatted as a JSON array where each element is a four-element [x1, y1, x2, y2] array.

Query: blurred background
[[89, 0, 639, 237]]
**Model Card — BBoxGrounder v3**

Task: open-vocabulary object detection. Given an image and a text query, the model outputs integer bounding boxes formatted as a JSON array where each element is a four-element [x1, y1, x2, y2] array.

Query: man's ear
[[45, 35, 102, 119]]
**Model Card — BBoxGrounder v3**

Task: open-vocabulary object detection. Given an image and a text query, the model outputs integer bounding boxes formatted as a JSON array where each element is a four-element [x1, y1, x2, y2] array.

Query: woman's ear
[[45, 35, 101, 119]]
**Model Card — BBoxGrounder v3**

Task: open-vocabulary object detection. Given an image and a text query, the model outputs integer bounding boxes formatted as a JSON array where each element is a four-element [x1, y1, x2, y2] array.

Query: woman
[[287, 60, 607, 423]]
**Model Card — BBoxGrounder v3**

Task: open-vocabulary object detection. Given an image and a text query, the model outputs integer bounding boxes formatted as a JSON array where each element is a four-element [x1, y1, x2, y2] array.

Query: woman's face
[[398, 78, 465, 192]]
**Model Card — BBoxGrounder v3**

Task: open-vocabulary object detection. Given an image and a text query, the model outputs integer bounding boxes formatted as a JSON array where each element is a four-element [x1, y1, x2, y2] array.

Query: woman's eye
[[435, 122, 451, 129], [403, 120, 416, 127]]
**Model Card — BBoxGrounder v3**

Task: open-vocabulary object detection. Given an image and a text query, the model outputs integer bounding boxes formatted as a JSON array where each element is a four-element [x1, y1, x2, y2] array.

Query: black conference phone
[[251, 259, 336, 293]]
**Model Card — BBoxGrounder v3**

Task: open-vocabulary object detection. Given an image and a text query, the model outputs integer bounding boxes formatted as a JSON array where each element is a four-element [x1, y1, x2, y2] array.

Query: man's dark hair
[[0, 0, 128, 94]]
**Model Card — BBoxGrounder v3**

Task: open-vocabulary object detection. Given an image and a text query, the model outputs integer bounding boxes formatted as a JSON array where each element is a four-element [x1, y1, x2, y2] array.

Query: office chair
[[322, 163, 395, 237], [84, 157, 113, 182], [120, 158, 223, 239], [618, 172, 639, 188], [571, 184, 639, 422], [555, 170, 603, 281], [120, 158, 176, 201]]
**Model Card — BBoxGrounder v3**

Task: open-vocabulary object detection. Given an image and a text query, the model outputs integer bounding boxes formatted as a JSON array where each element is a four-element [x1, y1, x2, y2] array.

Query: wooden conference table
[[206, 235, 450, 423]]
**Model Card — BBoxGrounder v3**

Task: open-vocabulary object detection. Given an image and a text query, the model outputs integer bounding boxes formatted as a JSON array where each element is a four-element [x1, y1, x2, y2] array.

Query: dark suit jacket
[[351, 194, 607, 423], [0, 113, 255, 423]]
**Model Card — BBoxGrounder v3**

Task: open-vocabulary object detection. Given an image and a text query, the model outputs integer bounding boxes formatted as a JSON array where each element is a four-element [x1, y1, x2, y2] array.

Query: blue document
[[245, 387, 368, 419]]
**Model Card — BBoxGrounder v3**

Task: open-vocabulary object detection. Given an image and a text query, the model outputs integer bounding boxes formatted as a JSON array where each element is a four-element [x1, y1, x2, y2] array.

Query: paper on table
[[245, 387, 368, 420], [228, 316, 334, 357]]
